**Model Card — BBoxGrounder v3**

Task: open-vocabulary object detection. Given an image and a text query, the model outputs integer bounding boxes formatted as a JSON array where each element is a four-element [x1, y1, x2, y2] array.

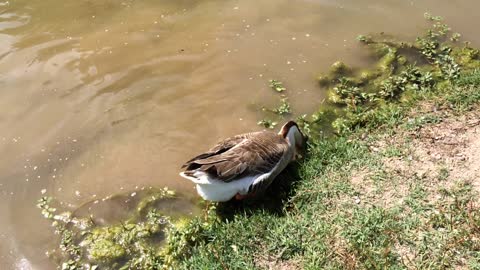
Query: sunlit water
[[1, 0, 479, 268]]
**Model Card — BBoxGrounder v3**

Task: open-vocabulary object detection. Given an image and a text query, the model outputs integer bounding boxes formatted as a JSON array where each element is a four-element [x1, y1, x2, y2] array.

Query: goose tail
[[179, 171, 213, 184]]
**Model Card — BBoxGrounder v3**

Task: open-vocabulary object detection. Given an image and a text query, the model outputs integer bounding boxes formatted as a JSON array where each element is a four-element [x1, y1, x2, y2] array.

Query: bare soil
[[352, 105, 480, 207]]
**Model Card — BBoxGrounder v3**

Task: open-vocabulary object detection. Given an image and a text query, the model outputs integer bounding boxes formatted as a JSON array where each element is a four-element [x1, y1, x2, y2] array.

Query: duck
[[179, 121, 307, 202]]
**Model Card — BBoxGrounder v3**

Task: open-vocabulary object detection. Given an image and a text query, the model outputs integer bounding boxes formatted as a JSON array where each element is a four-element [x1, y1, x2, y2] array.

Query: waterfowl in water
[[179, 121, 306, 202]]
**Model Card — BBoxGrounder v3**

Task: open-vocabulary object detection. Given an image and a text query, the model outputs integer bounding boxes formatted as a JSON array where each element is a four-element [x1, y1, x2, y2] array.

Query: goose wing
[[181, 133, 250, 168], [181, 131, 289, 182]]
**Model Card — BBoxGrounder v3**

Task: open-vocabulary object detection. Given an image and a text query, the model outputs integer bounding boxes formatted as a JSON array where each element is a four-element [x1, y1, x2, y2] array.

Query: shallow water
[[1, 0, 479, 268]]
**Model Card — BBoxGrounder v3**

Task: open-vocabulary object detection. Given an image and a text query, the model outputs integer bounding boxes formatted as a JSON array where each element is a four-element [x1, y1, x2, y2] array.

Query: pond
[[0, 0, 479, 268]]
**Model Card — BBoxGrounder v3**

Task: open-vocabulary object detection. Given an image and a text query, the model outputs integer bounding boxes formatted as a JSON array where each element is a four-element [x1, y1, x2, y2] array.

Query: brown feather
[[181, 134, 246, 168], [181, 131, 289, 182]]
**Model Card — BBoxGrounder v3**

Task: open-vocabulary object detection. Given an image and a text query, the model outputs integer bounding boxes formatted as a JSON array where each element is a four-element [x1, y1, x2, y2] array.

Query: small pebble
[[354, 196, 361, 204]]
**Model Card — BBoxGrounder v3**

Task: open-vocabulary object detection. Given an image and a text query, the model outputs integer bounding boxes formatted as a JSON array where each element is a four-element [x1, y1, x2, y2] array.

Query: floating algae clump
[[452, 46, 480, 69], [309, 13, 480, 134], [37, 187, 196, 270], [86, 235, 126, 262], [330, 61, 352, 76], [318, 61, 353, 86], [377, 47, 397, 73], [260, 12, 480, 137], [80, 209, 166, 266]]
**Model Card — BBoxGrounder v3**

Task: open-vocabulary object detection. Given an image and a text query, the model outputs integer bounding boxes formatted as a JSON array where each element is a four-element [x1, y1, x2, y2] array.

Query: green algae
[[359, 69, 382, 84], [268, 79, 286, 92], [452, 46, 480, 69], [377, 47, 397, 73], [263, 13, 480, 137], [261, 98, 292, 117], [257, 119, 278, 129], [136, 187, 176, 217], [317, 61, 354, 87], [258, 79, 292, 129], [81, 210, 165, 264], [272, 98, 291, 115], [87, 237, 126, 262], [37, 188, 183, 270], [297, 106, 339, 137], [308, 14, 480, 134], [330, 61, 352, 76]]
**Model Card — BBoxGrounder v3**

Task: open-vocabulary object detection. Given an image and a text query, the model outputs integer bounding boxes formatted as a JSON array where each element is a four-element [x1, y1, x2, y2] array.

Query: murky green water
[[1, 0, 479, 268]]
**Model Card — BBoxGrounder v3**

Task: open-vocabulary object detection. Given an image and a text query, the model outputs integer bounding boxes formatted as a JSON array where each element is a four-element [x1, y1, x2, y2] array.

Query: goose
[[179, 121, 306, 202]]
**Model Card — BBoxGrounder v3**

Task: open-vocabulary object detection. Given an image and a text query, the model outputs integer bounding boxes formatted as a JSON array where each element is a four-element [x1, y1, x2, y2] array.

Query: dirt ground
[[353, 105, 480, 207], [413, 109, 480, 195]]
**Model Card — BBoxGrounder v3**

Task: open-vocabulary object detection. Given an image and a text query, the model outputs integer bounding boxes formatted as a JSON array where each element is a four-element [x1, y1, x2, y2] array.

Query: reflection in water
[[0, 0, 479, 268]]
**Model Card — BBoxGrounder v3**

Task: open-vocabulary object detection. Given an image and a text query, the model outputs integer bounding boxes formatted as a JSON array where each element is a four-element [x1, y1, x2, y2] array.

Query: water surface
[[1, 0, 479, 268]]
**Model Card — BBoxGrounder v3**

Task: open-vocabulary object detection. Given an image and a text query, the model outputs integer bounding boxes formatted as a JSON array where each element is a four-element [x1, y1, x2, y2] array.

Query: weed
[[37, 189, 176, 270], [269, 79, 286, 92], [273, 98, 291, 115], [257, 119, 278, 129]]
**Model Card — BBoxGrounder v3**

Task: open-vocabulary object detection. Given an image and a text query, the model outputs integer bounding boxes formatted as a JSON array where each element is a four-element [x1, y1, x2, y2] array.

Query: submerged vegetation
[[303, 12, 480, 136], [38, 188, 178, 269], [39, 15, 480, 269], [258, 81, 292, 129], [257, 119, 278, 129], [268, 79, 287, 92]]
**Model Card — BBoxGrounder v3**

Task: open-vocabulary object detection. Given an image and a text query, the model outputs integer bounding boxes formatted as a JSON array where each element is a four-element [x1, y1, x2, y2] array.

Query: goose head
[[278, 121, 307, 159]]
